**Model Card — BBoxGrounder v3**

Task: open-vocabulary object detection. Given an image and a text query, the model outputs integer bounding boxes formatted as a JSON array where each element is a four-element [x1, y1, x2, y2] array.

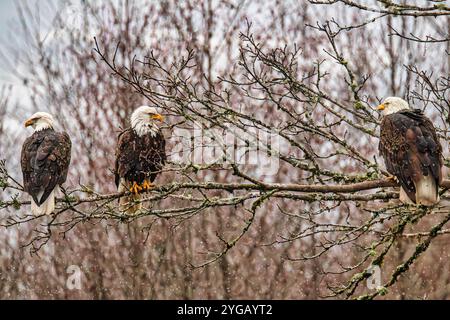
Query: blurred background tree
[[0, 0, 449, 299]]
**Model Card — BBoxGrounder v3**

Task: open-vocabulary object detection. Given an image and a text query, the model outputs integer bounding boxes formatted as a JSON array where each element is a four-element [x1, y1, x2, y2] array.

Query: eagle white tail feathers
[[399, 175, 439, 206], [31, 189, 56, 215], [118, 179, 142, 214], [415, 175, 439, 206]]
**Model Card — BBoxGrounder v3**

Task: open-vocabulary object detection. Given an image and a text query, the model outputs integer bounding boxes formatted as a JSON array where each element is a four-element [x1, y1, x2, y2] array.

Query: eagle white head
[[24, 112, 55, 132], [377, 97, 410, 116], [130, 105, 164, 137]]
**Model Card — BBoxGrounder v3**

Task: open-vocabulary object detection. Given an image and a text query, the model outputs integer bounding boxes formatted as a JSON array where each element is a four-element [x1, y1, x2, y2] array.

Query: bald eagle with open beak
[[21, 112, 72, 215], [115, 106, 166, 214], [377, 97, 443, 206]]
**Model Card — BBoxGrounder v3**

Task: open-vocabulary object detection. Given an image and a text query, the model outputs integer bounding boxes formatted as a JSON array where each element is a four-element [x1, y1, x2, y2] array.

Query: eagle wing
[[146, 131, 166, 182], [21, 131, 72, 205], [115, 129, 134, 187], [379, 109, 442, 202], [115, 129, 166, 188]]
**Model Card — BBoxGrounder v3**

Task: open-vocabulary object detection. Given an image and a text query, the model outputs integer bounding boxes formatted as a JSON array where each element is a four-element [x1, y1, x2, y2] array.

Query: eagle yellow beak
[[376, 104, 385, 111], [24, 119, 34, 127], [151, 114, 164, 122]]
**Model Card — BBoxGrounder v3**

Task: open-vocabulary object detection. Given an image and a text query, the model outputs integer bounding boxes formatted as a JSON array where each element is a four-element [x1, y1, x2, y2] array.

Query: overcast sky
[[0, 0, 61, 107], [0, 0, 27, 91], [0, 0, 15, 36]]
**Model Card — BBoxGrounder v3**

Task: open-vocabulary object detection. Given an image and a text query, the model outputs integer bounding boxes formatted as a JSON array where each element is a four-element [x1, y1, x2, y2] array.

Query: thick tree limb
[[2, 178, 449, 209]]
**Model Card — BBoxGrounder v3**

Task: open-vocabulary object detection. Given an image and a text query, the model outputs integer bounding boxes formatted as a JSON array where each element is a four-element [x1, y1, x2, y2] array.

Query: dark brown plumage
[[379, 109, 442, 204], [114, 105, 166, 213], [21, 128, 71, 207], [114, 129, 166, 188]]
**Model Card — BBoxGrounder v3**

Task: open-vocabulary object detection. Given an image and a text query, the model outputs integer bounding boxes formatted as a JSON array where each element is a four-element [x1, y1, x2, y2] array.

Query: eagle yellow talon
[[142, 180, 154, 191], [387, 175, 399, 183], [129, 182, 143, 194]]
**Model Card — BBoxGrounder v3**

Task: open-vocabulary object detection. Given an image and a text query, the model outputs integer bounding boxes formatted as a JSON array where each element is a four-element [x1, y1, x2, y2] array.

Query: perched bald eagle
[[115, 106, 166, 213], [377, 97, 443, 206], [21, 112, 72, 215]]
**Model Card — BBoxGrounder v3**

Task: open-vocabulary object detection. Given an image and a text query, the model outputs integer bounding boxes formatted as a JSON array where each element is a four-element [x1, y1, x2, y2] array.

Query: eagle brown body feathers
[[114, 129, 166, 188], [21, 128, 71, 207], [379, 109, 442, 205]]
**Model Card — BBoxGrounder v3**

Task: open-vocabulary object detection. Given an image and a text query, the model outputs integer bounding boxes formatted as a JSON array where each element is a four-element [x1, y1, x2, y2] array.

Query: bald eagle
[[21, 112, 72, 215], [115, 106, 166, 213], [377, 97, 443, 206]]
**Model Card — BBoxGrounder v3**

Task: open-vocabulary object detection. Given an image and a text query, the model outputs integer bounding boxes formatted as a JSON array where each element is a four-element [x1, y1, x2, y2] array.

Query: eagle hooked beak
[[24, 118, 35, 127], [151, 114, 164, 122], [376, 104, 385, 111]]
